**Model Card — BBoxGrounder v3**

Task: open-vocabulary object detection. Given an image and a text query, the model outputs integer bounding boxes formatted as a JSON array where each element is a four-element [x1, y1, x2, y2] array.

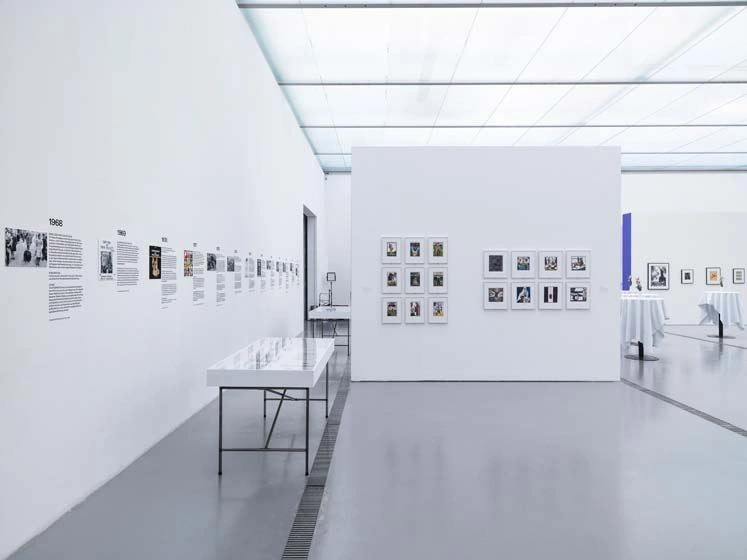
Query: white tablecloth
[[621, 296, 668, 352], [698, 291, 744, 329]]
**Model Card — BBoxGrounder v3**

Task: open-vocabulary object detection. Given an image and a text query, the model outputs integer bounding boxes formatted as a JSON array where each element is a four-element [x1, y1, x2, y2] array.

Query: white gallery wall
[[351, 146, 621, 381], [0, 1, 326, 558], [324, 175, 352, 305]]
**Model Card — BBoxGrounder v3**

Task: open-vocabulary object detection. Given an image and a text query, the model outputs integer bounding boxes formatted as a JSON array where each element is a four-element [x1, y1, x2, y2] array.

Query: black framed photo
[[326, 272, 336, 282], [647, 262, 669, 290], [733, 268, 745, 284], [681, 269, 694, 284]]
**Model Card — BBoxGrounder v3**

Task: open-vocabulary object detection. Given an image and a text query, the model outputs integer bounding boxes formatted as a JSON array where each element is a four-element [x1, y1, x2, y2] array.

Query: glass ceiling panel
[[316, 154, 348, 168], [641, 84, 747, 124], [484, 85, 573, 126], [336, 128, 432, 152], [471, 128, 527, 145], [559, 126, 629, 146], [304, 128, 345, 152], [600, 125, 730, 151], [534, 85, 627, 125], [668, 126, 747, 152], [621, 153, 696, 166], [513, 127, 575, 146]]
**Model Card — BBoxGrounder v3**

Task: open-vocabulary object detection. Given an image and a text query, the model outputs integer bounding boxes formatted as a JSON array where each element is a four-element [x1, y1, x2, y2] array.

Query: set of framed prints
[[381, 236, 448, 324], [655, 264, 745, 288], [483, 249, 591, 310]]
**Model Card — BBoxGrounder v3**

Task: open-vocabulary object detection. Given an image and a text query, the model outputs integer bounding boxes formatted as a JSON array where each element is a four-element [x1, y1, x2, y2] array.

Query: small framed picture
[[428, 237, 448, 264], [733, 268, 745, 284], [566, 282, 591, 310], [381, 237, 401, 264], [681, 269, 694, 284], [539, 281, 563, 310], [381, 267, 402, 294], [429, 267, 448, 294], [647, 263, 670, 290], [483, 281, 508, 310], [512, 282, 536, 310], [538, 250, 563, 279], [382, 298, 402, 324], [566, 250, 591, 278], [428, 297, 448, 324], [483, 249, 508, 279], [706, 267, 721, 285], [511, 251, 536, 279], [404, 237, 425, 264], [326, 272, 337, 282], [405, 297, 425, 324], [405, 267, 425, 294]]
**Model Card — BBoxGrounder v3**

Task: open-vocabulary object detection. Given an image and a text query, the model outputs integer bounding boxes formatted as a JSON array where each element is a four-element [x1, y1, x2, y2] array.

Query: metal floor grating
[[281, 365, 351, 559]]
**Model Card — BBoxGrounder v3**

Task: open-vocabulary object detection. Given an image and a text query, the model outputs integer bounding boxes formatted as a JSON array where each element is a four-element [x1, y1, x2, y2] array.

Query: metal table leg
[[325, 363, 329, 418], [218, 387, 223, 475], [624, 341, 659, 361], [305, 388, 310, 476], [263, 390, 267, 418], [708, 315, 736, 339]]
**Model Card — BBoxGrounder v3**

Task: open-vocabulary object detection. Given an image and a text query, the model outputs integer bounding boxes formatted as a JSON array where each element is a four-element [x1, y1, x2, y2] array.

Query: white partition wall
[[351, 147, 621, 381]]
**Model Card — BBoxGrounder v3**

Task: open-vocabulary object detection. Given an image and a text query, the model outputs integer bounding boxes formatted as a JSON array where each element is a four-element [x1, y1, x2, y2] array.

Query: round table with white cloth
[[621, 295, 669, 359], [698, 291, 744, 337]]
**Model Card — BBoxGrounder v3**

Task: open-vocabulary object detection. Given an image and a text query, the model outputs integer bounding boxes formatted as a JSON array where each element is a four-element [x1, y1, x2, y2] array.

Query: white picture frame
[[428, 297, 448, 324], [538, 281, 563, 310], [382, 298, 402, 323], [566, 282, 591, 310], [381, 237, 402, 264], [483, 281, 508, 310], [483, 249, 508, 279], [538, 250, 563, 279], [681, 269, 694, 284], [511, 251, 536, 279], [733, 268, 745, 285], [511, 282, 537, 310], [404, 237, 425, 264], [405, 267, 425, 294], [706, 267, 721, 286], [429, 267, 448, 294], [381, 267, 402, 294], [566, 250, 591, 278], [405, 297, 425, 324], [428, 237, 448, 264]]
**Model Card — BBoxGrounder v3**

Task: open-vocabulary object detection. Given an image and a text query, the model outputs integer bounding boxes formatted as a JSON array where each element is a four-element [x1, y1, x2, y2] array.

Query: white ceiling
[[239, 2, 747, 172]]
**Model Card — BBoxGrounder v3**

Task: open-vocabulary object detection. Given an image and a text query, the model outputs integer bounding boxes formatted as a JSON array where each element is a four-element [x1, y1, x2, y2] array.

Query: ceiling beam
[[322, 167, 747, 174], [239, 1, 747, 9], [302, 123, 747, 129], [315, 151, 747, 155], [281, 80, 747, 86]]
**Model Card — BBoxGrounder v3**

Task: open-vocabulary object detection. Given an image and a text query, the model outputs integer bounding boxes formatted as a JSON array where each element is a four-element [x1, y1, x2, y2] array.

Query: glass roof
[[242, 4, 747, 172]]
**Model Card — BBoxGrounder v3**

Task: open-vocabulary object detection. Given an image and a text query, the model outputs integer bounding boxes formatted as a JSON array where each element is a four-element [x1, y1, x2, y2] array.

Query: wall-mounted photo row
[[405, 267, 425, 294], [382, 267, 401, 294], [483, 249, 508, 279], [429, 267, 448, 294], [512, 282, 536, 310], [566, 250, 591, 278], [681, 269, 694, 284], [733, 268, 745, 284], [404, 237, 425, 264], [647, 262, 669, 290], [428, 237, 448, 264], [429, 297, 448, 324], [539, 281, 563, 310], [382, 297, 402, 324], [483, 281, 508, 310], [567, 282, 591, 310], [381, 237, 401, 264], [405, 297, 425, 324], [706, 266, 721, 285], [511, 251, 535, 279], [538, 250, 562, 279]]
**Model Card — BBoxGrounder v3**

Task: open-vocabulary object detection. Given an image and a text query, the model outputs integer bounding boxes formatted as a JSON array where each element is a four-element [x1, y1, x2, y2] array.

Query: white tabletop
[[308, 305, 351, 320], [699, 291, 744, 329], [206, 337, 335, 388], [621, 295, 668, 352]]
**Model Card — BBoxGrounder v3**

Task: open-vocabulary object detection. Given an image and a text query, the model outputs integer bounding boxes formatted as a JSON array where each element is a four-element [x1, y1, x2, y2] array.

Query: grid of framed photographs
[[483, 249, 591, 311], [381, 236, 448, 324]]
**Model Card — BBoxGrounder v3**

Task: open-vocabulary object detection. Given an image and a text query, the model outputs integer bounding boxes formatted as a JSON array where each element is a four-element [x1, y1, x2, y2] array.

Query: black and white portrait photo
[[543, 256, 558, 272], [516, 285, 531, 303], [488, 287, 504, 303], [226, 257, 235, 272], [5, 228, 47, 268], [647, 262, 669, 290], [149, 245, 162, 280], [207, 253, 217, 271], [489, 255, 503, 272], [410, 271, 421, 287], [387, 271, 398, 287]]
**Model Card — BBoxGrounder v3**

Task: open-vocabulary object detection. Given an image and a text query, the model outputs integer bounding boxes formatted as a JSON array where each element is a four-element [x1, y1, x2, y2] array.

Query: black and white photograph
[[256, 258, 263, 277], [647, 262, 669, 290], [539, 250, 563, 279], [405, 297, 425, 324], [512, 282, 536, 309], [226, 257, 235, 272], [539, 281, 563, 310], [566, 250, 591, 278], [5, 228, 47, 268], [405, 267, 425, 294], [511, 251, 536, 279], [483, 281, 508, 310], [429, 267, 448, 294], [733, 268, 745, 284], [567, 282, 591, 309], [681, 268, 694, 284], [207, 253, 217, 271], [149, 245, 162, 279], [382, 298, 402, 324], [382, 267, 401, 294], [428, 237, 448, 264], [381, 237, 402, 264], [483, 249, 508, 279], [99, 240, 114, 280], [404, 237, 425, 264], [428, 297, 448, 324]]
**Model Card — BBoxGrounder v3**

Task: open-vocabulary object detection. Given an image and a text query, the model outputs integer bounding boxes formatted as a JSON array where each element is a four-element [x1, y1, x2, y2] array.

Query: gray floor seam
[[664, 330, 747, 350]]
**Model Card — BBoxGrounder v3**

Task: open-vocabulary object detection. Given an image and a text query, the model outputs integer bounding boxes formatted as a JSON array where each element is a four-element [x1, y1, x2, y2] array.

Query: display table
[[308, 305, 351, 356], [621, 294, 668, 361], [207, 337, 335, 476], [699, 291, 744, 339]]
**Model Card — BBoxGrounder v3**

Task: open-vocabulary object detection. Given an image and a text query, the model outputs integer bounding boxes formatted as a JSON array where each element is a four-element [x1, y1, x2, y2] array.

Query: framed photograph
[[405, 267, 425, 294], [428, 297, 448, 324], [733, 268, 745, 284], [326, 272, 337, 282], [511, 251, 536, 279], [538, 250, 563, 279], [483, 281, 508, 310], [381, 267, 402, 294], [566, 282, 591, 310], [382, 298, 402, 324], [566, 250, 591, 278], [706, 267, 721, 286], [428, 237, 448, 264], [483, 249, 508, 279], [405, 297, 425, 324], [539, 281, 563, 310], [429, 267, 448, 294], [404, 237, 425, 264], [647, 263, 670, 290], [681, 269, 694, 284], [381, 237, 401, 264], [512, 282, 536, 310]]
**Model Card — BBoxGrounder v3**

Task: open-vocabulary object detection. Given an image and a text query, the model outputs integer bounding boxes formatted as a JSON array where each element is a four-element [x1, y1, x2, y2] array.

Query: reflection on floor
[[666, 324, 747, 349]]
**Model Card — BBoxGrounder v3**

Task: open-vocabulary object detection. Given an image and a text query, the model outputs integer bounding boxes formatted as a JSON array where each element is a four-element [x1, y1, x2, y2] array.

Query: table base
[[624, 341, 659, 362]]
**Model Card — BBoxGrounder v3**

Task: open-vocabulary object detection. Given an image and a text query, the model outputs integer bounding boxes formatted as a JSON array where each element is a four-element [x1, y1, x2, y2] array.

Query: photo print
[[566, 250, 591, 278], [512, 282, 536, 309], [5, 228, 47, 268], [429, 267, 448, 294], [99, 240, 114, 280], [483, 281, 508, 310], [405, 267, 425, 294], [382, 267, 402, 294], [149, 245, 162, 279], [483, 249, 508, 279], [256, 258, 263, 277], [511, 251, 536, 279], [539, 281, 563, 310], [382, 298, 402, 324], [428, 297, 448, 323], [734, 268, 745, 284], [428, 237, 448, 265], [647, 262, 669, 290], [207, 253, 217, 271], [567, 282, 591, 309], [184, 250, 194, 277], [226, 257, 235, 272], [381, 237, 402, 264], [538, 250, 563, 279], [405, 237, 425, 264], [681, 268, 694, 284], [405, 297, 425, 324]]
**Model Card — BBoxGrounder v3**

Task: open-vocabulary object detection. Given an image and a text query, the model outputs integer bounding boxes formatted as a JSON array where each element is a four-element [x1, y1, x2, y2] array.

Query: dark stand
[[313, 315, 350, 357], [624, 341, 659, 362], [707, 314, 735, 339]]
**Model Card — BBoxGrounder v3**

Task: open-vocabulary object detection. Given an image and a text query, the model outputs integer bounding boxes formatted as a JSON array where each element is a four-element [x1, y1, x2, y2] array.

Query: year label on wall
[[49, 218, 63, 227]]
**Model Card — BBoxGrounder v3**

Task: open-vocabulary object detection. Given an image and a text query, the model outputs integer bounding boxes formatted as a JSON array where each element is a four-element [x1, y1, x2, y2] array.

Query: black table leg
[[305, 388, 310, 476], [624, 341, 659, 361], [263, 389, 266, 418], [218, 387, 223, 475], [325, 363, 329, 418], [707, 314, 736, 339]]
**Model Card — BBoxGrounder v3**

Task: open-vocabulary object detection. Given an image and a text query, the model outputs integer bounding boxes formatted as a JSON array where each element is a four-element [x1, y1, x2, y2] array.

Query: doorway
[[303, 206, 317, 320]]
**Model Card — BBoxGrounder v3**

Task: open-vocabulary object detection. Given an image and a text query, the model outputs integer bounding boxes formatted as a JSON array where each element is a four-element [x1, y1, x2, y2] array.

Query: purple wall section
[[622, 213, 631, 290]]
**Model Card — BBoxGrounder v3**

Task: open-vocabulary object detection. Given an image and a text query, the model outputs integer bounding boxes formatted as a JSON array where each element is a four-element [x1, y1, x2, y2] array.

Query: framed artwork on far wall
[[566, 282, 591, 310], [483, 281, 508, 310], [404, 237, 425, 264], [538, 250, 563, 279], [382, 298, 402, 324], [538, 281, 563, 310], [512, 282, 536, 310], [428, 297, 448, 324], [511, 251, 536, 279], [381, 237, 402, 264], [381, 267, 402, 294], [405, 267, 425, 294], [647, 262, 670, 290], [706, 267, 721, 286], [733, 268, 745, 284], [483, 249, 508, 279], [681, 269, 694, 284], [405, 297, 425, 324], [428, 237, 448, 265], [428, 267, 448, 294], [566, 250, 591, 278]]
